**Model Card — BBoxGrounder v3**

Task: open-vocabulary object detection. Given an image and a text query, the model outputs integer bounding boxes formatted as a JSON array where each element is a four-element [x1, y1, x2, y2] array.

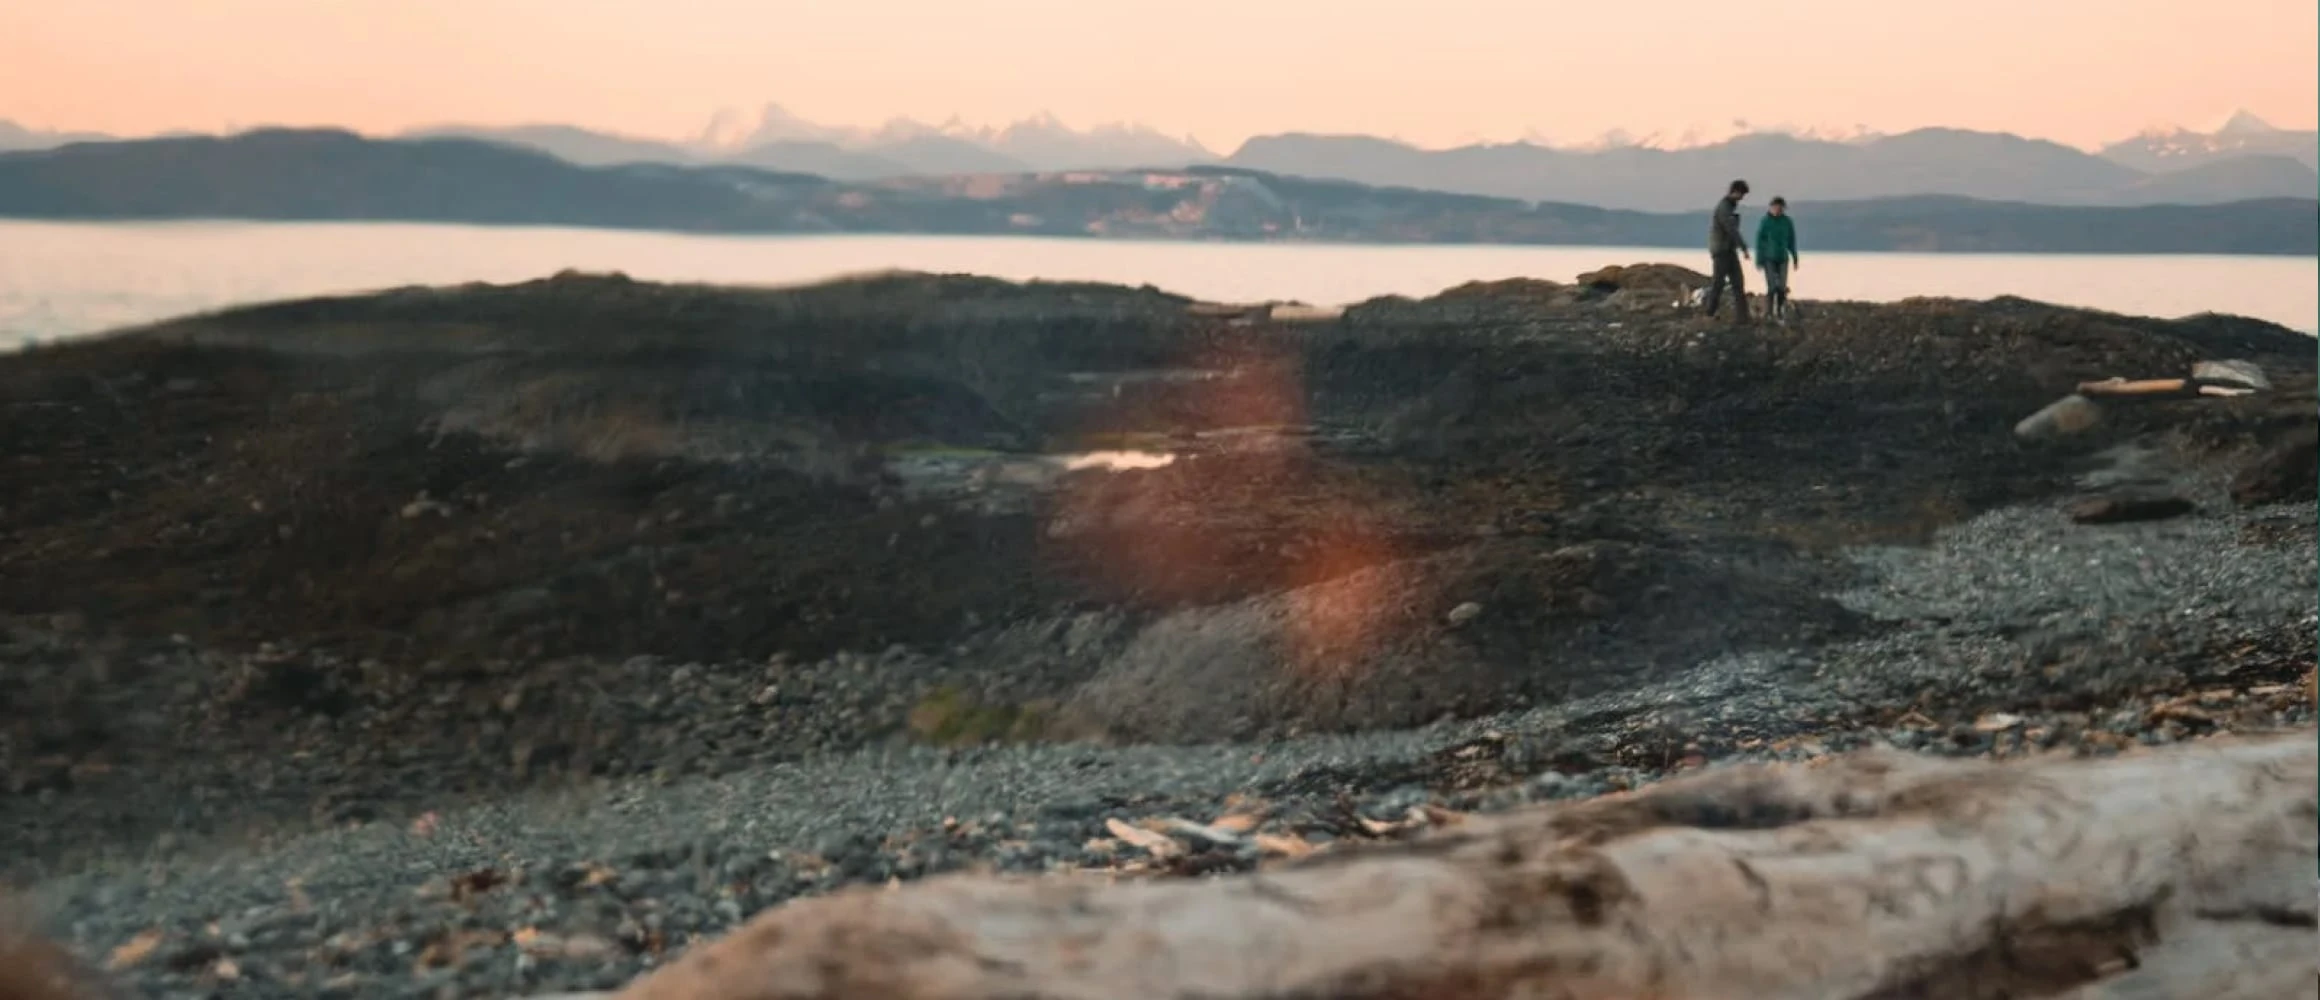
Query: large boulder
[[1054, 559, 1496, 742], [2230, 422, 2318, 507], [1429, 277, 1576, 307], [1573, 263, 1711, 296]]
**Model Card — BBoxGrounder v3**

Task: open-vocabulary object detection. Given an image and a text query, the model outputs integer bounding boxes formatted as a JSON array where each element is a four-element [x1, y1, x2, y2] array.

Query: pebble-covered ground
[[24, 488, 2314, 999]]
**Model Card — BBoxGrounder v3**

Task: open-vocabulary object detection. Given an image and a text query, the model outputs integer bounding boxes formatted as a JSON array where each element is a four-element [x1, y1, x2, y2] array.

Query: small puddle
[[885, 447, 1180, 508], [1059, 450, 1177, 471]]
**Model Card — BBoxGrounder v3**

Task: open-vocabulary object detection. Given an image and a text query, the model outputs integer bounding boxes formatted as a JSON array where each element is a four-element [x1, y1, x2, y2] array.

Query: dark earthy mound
[[3, 268, 2311, 826], [1, 269, 2313, 997]]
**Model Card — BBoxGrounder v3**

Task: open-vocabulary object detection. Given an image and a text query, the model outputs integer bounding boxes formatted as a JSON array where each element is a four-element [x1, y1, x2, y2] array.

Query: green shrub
[[906, 686, 1053, 746]]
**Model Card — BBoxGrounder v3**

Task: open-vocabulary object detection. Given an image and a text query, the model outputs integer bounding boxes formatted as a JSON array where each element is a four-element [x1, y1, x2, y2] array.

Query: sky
[[3, 0, 2314, 152]]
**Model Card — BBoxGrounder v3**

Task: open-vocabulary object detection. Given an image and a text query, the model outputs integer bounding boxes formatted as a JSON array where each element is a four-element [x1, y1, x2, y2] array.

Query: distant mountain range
[[395, 109, 2320, 210], [0, 129, 2310, 255], [413, 104, 1219, 177], [5, 107, 2311, 211], [1225, 124, 2319, 211]]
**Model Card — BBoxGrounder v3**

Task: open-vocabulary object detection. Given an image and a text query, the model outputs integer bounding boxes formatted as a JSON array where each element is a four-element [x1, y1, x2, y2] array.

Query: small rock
[[2190, 359, 2269, 391], [2066, 495, 2194, 525], [1445, 602, 1484, 626], [1971, 712, 2026, 733], [1525, 771, 1574, 798], [1159, 817, 1246, 849], [1103, 818, 1181, 858], [400, 492, 454, 519]]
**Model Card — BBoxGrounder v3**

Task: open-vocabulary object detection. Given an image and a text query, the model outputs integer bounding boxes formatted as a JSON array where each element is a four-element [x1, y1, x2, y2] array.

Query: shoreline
[[5, 231, 2316, 352], [3, 212, 2318, 257]]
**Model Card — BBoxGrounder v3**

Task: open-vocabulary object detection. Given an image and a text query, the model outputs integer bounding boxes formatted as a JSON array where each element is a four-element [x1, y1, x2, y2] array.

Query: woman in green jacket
[[1755, 197, 1800, 321]]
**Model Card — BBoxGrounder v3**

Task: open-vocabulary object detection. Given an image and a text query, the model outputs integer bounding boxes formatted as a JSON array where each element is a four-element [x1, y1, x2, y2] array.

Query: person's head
[[1727, 179, 1750, 201], [1769, 196, 1786, 216]]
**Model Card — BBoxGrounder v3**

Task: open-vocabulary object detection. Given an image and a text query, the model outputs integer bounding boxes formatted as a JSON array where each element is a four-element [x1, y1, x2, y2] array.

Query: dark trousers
[[1705, 249, 1749, 320], [1762, 258, 1791, 316]]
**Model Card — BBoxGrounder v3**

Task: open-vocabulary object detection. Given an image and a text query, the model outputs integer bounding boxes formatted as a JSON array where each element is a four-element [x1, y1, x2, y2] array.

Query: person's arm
[[1754, 216, 1772, 264], [1787, 218, 1799, 268]]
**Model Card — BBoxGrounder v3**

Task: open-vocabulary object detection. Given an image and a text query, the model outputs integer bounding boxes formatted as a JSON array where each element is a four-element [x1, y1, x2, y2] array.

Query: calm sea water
[[2, 220, 2313, 349]]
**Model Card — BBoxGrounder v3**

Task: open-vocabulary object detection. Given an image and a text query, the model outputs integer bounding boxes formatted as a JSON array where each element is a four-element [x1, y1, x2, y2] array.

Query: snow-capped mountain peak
[[867, 116, 960, 144], [689, 103, 1214, 169], [2215, 110, 2277, 135], [693, 107, 755, 151], [694, 103, 852, 152], [2102, 110, 2318, 172]]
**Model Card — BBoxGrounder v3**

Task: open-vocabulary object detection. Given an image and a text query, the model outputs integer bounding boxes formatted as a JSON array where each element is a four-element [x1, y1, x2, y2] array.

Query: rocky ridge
[[0, 267, 2311, 997]]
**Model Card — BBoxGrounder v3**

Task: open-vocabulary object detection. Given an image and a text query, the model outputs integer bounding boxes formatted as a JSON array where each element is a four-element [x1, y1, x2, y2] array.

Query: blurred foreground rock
[[607, 732, 2317, 1000], [0, 915, 109, 1000], [2232, 421, 2319, 507]]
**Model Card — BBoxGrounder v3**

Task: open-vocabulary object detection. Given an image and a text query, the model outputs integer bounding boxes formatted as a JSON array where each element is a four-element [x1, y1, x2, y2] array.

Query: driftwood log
[[610, 733, 2317, 1000], [2075, 377, 2193, 398]]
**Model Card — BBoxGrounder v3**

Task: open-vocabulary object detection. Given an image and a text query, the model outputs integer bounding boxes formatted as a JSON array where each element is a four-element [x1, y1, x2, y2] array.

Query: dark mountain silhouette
[[401, 124, 699, 166], [11, 109, 2309, 200], [0, 130, 2309, 255], [1226, 127, 2305, 210], [407, 119, 2313, 202], [1717, 192, 2315, 256], [0, 119, 118, 152], [2111, 154, 2319, 205], [413, 116, 1034, 178], [1171, 168, 2314, 255], [0, 129, 826, 228]]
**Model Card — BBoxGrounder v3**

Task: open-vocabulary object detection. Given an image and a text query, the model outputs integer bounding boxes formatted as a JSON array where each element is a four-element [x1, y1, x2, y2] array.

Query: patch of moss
[[1762, 493, 1971, 553], [906, 686, 1054, 746]]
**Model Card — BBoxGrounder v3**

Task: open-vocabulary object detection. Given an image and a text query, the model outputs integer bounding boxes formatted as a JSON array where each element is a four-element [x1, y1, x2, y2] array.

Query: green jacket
[[1755, 213, 1798, 266]]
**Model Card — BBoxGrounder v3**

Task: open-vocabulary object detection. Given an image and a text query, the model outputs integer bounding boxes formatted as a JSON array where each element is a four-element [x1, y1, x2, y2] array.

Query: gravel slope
[[25, 486, 2314, 998]]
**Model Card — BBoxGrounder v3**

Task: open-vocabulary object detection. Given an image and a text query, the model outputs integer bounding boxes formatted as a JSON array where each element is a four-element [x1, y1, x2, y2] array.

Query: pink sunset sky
[[4, 0, 2314, 150]]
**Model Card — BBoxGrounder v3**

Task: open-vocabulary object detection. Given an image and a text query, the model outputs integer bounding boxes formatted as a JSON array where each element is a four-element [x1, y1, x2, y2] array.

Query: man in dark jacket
[[1704, 179, 1751, 322]]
